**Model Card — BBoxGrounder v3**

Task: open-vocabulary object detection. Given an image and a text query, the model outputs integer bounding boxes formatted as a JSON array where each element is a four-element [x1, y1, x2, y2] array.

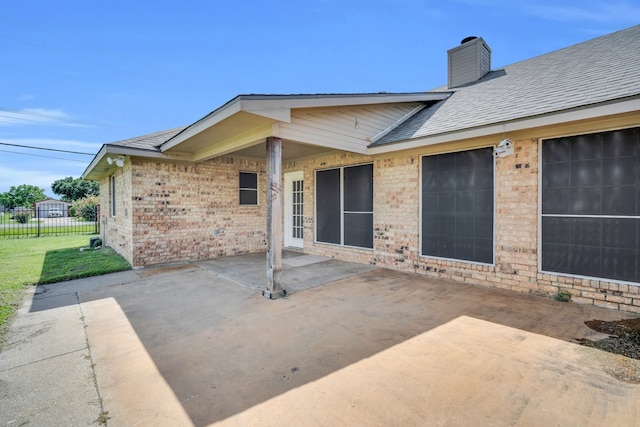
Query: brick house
[[83, 25, 640, 310]]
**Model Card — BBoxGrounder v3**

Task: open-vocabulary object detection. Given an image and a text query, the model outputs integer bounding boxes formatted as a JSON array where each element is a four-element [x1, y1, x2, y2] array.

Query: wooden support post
[[263, 137, 286, 299]]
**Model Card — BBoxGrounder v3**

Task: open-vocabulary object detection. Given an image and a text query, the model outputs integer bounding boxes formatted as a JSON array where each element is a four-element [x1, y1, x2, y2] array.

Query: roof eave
[[82, 144, 193, 180], [82, 145, 108, 180], [367, 96, 640, 155], [160, 92, 450, 153]]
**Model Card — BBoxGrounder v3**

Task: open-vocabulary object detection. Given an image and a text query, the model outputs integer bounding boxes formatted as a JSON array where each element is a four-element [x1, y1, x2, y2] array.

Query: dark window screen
[[316, 168, 341, 244], [239, 190, 258, 205], [239, 172, 258, 205], [316, 164, 373, 248], [421, 148, 494, 264], [344, 164, 373, 212], [344, 213, 373, 248], [542, 127, 640, 283], [239, 172, 257, 189]]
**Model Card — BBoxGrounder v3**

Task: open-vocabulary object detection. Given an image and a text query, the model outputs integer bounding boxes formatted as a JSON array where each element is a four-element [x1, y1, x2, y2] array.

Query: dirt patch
[[578, 318, 640, 360]]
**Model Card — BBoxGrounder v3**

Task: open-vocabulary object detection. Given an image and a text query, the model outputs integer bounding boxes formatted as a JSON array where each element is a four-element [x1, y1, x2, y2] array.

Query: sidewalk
[[0, 270, 141, 426]]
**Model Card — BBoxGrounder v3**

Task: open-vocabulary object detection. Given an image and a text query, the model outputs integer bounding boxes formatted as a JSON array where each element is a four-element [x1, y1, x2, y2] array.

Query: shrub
[[13, 212, 32, 223], [72, 196, 100, 221], [554, 288, 572, 302]]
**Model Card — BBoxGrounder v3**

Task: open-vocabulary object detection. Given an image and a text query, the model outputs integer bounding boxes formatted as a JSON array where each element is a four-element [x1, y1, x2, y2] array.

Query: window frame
[[314, 162, 374, 250], [239, 171, 259, 206], [419, 147, 496, 266], [538, 126, 640, 285], [110, 174, 116, 217]]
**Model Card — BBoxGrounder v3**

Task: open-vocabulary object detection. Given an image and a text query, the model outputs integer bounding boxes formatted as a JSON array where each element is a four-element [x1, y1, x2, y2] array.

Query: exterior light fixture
[[106, 155, 126, 167]]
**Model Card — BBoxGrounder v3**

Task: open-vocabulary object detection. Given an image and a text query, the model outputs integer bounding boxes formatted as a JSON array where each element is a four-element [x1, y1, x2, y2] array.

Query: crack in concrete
[[78, 292, 108, 425]]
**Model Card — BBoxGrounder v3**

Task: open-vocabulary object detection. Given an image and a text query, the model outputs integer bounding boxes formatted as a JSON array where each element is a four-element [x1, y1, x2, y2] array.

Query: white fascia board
[[367, 97, 640, 155], [258, 93, 450, 109], [160, 100, 243, 152], [370, 104, 427, 144], [159, 92, 450, 153], [102, 145, 193, 160], [237, 93, 449, 122], [82, 145, 108, 179], [82, 145, 194, 179], [240, 99, 291, 122]]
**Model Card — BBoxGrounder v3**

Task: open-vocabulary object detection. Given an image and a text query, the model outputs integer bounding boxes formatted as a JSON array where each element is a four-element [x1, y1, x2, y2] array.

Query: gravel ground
[[579, 318, 640, 360]]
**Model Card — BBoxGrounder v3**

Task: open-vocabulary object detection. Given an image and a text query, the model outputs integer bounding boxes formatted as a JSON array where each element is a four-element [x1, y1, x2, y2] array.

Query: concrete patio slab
[[80, 266, 639, 426], [195, 251, 378, 293], [221, 316, 639, 426], [1, 256, 639, 426]]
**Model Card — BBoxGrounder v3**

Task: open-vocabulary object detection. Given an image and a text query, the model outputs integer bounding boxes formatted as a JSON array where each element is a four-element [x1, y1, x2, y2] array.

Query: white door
[[284, 171, 304, 248]]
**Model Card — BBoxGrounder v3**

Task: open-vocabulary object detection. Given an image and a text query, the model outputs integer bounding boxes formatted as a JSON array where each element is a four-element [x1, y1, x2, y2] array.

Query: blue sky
[[1, 0, 638, 197]]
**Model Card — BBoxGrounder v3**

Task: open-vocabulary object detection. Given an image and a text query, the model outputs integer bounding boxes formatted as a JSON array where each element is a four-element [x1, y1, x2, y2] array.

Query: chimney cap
[[460, 36, 478, 44], [448, 36, 491, 88]]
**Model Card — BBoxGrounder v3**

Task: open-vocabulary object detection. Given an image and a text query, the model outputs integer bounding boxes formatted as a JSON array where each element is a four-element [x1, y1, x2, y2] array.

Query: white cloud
[[0, 107, 92, 128]]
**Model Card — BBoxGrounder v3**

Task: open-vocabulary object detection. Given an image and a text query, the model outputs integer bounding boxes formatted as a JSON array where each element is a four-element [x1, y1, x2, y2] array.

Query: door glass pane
[[292, 179, 303, 239]]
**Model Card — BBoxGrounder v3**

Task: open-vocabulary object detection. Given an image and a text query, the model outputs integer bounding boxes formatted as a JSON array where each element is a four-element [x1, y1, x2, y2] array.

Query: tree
[[71, 195, 100, 221], [0, 184, 47, 209], [51, 177, 99, 202]]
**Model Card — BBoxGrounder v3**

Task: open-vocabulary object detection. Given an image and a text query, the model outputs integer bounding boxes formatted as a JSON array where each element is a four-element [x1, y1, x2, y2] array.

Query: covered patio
[[2, 254, 638, 426]]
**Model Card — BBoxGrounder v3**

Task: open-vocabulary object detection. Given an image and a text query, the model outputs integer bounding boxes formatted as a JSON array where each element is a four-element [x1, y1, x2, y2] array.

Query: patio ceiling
[[160, 111, 338, 162]]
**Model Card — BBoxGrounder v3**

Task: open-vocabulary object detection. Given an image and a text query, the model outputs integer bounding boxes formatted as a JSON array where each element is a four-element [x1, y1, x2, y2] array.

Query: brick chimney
[[447, 36, 491, 88]]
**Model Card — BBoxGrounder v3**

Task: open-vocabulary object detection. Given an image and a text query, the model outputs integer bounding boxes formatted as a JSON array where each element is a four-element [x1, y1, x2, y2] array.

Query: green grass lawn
[[0, 235, 131, 341]]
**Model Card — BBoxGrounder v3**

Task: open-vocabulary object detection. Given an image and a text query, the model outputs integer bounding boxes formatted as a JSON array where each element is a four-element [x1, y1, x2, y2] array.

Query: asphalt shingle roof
[[372, 24, 640, 146], [109, 126, 188, 151]]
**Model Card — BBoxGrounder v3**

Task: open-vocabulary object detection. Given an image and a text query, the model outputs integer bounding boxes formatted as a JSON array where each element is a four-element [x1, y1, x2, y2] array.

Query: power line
[[0, 149, 89, 163], [0, 142, 94, 155]]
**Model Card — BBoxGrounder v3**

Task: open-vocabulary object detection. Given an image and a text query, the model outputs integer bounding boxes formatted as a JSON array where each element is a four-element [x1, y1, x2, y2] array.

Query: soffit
[[228, 140, 339, 161], [163, 111, 274, 154]]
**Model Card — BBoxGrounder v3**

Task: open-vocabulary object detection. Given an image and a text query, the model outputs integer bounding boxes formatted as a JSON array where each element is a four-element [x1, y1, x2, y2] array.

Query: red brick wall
[[296, 139, 639, 313], [100, 139, 640, 312], [367, 139, 640, 313], [101, 156, 267, 267], [284, 151, 377, 263], [101, 161, 133, 263]]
